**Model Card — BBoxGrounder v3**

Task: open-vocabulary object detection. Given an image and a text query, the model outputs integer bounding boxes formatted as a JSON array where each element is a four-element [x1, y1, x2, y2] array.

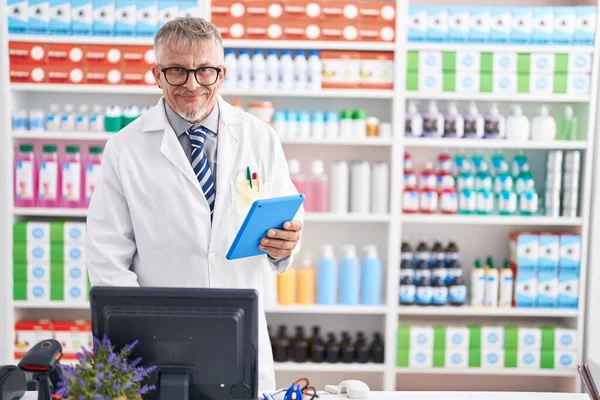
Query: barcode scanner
[[17, 339, 64, 400], [0, 365, 26, 400]]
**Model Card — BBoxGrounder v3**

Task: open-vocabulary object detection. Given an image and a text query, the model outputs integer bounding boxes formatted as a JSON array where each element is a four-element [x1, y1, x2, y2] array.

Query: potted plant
[[57, 334, 156, 400]]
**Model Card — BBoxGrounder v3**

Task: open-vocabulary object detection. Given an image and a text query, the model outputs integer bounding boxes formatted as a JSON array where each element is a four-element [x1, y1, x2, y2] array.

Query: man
[[85, 17, 303, 392]]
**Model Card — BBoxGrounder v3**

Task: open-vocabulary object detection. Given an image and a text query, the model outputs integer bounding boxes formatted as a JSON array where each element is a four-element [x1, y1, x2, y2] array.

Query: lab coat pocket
[[231, 179, 266, 231]]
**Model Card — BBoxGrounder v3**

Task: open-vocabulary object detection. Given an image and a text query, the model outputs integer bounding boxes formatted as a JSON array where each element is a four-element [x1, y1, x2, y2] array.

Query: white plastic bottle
[[444, 102, 464, 138], [223, 49, 238, 90], [483, 103, 506, 139], [499, 260, 513, 307], [293, 50, 308, 91], [423, 100, 444, 137], [485, 259, 499, 307], [46, 104, 61, 131], [28, 109, 45, 132], [75, 104, 90, 131], [463, 102, 485, 139], [298, 111, 311, 138], [371, 161, 389, 214], [12, 109, 28, 131], [311, 111, 325, 138], [325, 111, 339, 139], [506, 105, 530, 141], [531, 105, 556, 141], [350, 161, 371, 213], [307, 50, 322, 91], [405, 101, 423, 137], [89, 105, 104, 132], [471, 259, 486, 307], [266, 50, 279, 91], [286, 111, 298, 138], [251, 49, 266, 90], [330, 160, 349, 213], [279, 50, 294, 90], [237, 49, 251, 90], [272, 110, 287, 138], [61, 104, 76, 131]]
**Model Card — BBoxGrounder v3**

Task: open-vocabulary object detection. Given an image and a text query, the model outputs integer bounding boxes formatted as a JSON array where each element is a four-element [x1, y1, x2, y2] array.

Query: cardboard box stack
[[14, 319, 92, 361]]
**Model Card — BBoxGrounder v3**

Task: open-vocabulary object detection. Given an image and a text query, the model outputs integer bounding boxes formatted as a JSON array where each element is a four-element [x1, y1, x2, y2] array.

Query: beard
[[177, 107, 208, 122]]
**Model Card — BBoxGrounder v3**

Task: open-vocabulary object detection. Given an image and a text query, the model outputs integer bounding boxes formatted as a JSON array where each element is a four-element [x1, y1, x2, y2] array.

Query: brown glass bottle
[[355, 332, 370, 363], [340, 332, 355, 363], [370, 333, 385, 364], [310, 328, 326, 363], [291, 326, 309, 363], [273, 325, 290, 362], [325, 333, 340, 363]]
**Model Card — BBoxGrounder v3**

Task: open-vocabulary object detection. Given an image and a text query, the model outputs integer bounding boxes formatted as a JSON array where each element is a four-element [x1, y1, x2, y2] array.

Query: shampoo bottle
[[340, 245, 361, 305], [531, 105, 556, 141], [297, 255, 316, 304], [405, 101, 423, 137], [444, 102, 465, 138], [277, 266, 297, 305], [288, 159, 306, 197], [499, 259, 514, 307], [505, 105, 530, 141], [317, 245, 338, 305], [483, 103, 505, 139], [471, 259, 486, 307], [361, 245, 382, 305], [423, 100, 444, 138], [463, 102, 485, 139], [485, 259, 499, 307], [519, 179, 539, 216], [557, 105, 579, 141]]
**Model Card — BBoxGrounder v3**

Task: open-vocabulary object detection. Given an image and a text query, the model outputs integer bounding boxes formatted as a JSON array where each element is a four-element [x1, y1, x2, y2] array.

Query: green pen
[[246, 166, 253, 189]]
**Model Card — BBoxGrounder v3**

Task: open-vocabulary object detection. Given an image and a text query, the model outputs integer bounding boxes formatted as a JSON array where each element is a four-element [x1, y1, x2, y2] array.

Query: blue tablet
[[226, 194, 305, 260]]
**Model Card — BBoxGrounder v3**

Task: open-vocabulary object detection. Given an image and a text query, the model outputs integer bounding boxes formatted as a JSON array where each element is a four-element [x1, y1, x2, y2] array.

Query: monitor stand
[[160, 372, 190, 400]]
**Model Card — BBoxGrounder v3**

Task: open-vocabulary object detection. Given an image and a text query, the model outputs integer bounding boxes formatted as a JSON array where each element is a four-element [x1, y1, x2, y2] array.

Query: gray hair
[[154, 17, 224, 64]]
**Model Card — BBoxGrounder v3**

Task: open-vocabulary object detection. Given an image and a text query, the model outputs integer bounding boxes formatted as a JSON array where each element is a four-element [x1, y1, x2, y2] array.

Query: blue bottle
[[399, 261, 416, 306], [361, 245, 382, 305], [449, 261, 467, 306], [340, 245, 360, 305], [415, 261, 433, 306], [317, 245, 338, 305], [431, 276, 448, 306]]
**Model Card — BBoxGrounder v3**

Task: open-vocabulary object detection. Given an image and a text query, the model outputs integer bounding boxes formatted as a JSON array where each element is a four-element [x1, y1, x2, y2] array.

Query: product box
[[445, 348, 469, 368], [494, 52, 518, 73], [93, 0, 115, 36], [411, 348, 433, 368], [518, 349, 541, 368], [213, 15, 245, 39], [53, 321, 91, 354], [85, 65, 122, 85], [515, 263, 538, 307], [9, 62, 46, 83], [28, 0, 50, 34], [427, 7, 448, 42], [286, 0, 320, 19], [25, 263, 51, 281], [530, 74, 553, 95], [287, 19, 322, 41], [456, 51, 480, 72], [456, 72, 479, 93], [493, 73, 517, 94], [157, 0, 178, 30], [115, 0, 136, 36], [178, 0, 198, 17], [47, 64, 85, 84], [559, 234, 580, 308], [86, 45, 122, 66], [359, 52, 393, 89], [14, 320, 53, 357], [530, 53, 554, 74], [419, 71, 442, 93], [560, 235, 581, 267], [246, 16, 284, 40], [482, 348, 504, 368], [321, 51, 360, 89], [21, 282, 51, 302], [419, 51, 442, 72], [553, 7, 575, 44], [71, 0, 92, 35], [532, 7, 553, 44], [246, 0, 283, 19], [47, 44, 85, 65], [8, 0, 28, 33], [14, 244, 51, 263], [405, 71, 418, 91], [65, 262, 87, 283], [568, 73, 591, 95], [49, 0, 71, 35], [9, 42, 47, 64], [490, 7, 511, 43], [569, 53, 593, 73], [555, 328, 577, 350], [65, 281, 88, 302], [122, 46, 154, 67], [64, 244, 85, 264], [518, 327, 542, 350], [554, 349, 578, 369], [136, 0, 157, 37], [446, 326, 469, 349], [574, 6, 596, 45], [510, 232, 539, 266], [14, 221, 86, 243], [359, 1, 395, 22], [122, 65, 155, 85], [407, 6, 427, 42], [538, 266, 559, 307], [469, 7, 490, 43], [320, 1, 356, 22], [410, 326, 435, 349], [359, 21, 395, 42], [481, 326, 504, 349], [511, 7, 532, 44], [448, 7, 469, 42]]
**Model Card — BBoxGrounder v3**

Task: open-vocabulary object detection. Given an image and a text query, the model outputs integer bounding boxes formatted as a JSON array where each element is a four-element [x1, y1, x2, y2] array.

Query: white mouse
[[324, 380, 370, 399]]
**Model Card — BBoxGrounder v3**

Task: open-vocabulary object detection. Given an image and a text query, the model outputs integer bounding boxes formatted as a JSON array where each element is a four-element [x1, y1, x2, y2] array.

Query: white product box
[[555, 349, 578, 369], [419, 72, 443, 93], [49, 0, 71, 35], [65, 281, 88, 302], [494, 52, 517, 73], [539, 234, 560, 266], [420, 51, 442, 72], [28, 244, 50, 263], [518, 349, 541, 369], [553, 7, 575, 44], [481, 326, 504, 349], [469, 7, 490, 43], [532, 7, 553, 44], [558, 274, 579, 309], [482, 348, 504, 368], [537, 271, 558, 308], [530, 74, 553, 95], [531, 53, 554, 74], [410, 326, 434, 349], [446, 327, 469, 349], [27, 263, 50, 282], [518, 327, 542, 350], [28, 0, 50, 34], [560, 235, 581, 266], [65, 262, 87, 283], [493, 73, 517, 94], [427, 7, 448, 42], [448, 7, 469, 42], [14, 321, 52, 355], [555, 329, 577, 350], [26, 222, 50, 244], [490, 7, 511, 43], [157, 0, 178, 30], [93, 0, 115, 36], [410, 348, 433, 368], [64, 222, 86, 243], [511, 233, 539, 266], [574, 6, 596, 45], [136, 0, 157, 36], [456, 72, 479, 93], [511, 7, 532, 44], [71, 0, 93, 35], [178, 0, 198, 17], [28, 281, 51, 302], [446, 348, 469, 368], [408, 6, 428, 42], [569, 53, 593, 73], [456, 51, 480, 72], [115, 0, 136, 36], [568, 73, 591, 95], [515, 271, 538, 308], [65, 244, 85, 263], [8, 0, 28, 33]]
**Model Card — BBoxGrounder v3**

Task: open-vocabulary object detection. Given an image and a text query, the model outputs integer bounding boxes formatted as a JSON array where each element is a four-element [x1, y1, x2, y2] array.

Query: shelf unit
[[2, 0, 600, 394]]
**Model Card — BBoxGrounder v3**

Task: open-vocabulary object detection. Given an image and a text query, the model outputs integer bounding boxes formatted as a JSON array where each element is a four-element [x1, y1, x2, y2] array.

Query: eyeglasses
[[159, 65, 222, 87]]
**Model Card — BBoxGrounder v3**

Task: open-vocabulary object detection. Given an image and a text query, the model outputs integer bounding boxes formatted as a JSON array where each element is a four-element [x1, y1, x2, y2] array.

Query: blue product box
[[408, 6, 428, 42], [427, 7, 449, 42], [532, 7, 553, 44], [574, 6, 596, 45], [8, 0, 28, 33], [28, 0, 50, 34], [115, 0, 135, 36], [93, 0, 115, 36], [49, 0, 71, 35], [558, 234, 580, 309], [515, 263, 537, 308], [178, 0, 198, 17], [553, 7, 575, 44], [448, 7, 469, 42], [157, 0, 178, 30], [71, 0, 93, 35], [537, 235, 559, 308], [511, 7, 532, 44], [136, 0, 157, 37], [469, 7, 490, 43], [490, 7, 511, 43]]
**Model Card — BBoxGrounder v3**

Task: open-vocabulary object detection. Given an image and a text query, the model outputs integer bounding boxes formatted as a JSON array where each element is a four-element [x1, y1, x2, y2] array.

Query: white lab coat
[[85, 96, 302, 393]]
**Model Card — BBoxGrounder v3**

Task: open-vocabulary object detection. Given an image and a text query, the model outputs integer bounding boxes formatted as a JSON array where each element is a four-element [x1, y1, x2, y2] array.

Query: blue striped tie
[[187, 125, 215, 219]]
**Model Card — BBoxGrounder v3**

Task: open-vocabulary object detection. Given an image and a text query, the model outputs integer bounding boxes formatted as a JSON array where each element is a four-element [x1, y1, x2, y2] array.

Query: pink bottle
[[38, 145, 60, 208], [61, 145, 83, 208], [14, 143, 37, 208], [84, 145, 103, 207], [288, 158, 307, 196], [306, 159, 329, 213]]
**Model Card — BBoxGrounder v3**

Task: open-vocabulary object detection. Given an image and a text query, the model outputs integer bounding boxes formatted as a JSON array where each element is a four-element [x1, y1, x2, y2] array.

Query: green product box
[[434, 326, 446, 349], [13, 264, 27, 283], [541, 327, 555, 350], [13, 221, 66, 244], [433, 348, 445, 368], [504, 348, 518, 368], [398, 326, 411, 350], [468, 349, 481, 368], [541, 349, 555, 369], [517, 53, 531, 74], [554, 73, 568, 94], [504, 326, 518, 349], [517, 72, 531, 93], [480, 52, 494, 73], [442, 52, 456, 72], [13, 283, 26, 301], [555, 54, 569, 73], [443, 72, 456, 92], [13, 244, 64, 263], [406, 71, 419, 91], [397, 349, 409, 367], [407, 51, 419, 71], [469, 325, 482, 350], [479, 72, 493, 93]]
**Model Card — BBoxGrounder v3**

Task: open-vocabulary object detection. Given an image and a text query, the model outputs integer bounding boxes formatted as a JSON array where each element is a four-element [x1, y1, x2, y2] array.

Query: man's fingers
[[259, 245, 291, 259], [266, 229, 300, 241], [260, 238, 295, 250], [283, 220, 303, 231]]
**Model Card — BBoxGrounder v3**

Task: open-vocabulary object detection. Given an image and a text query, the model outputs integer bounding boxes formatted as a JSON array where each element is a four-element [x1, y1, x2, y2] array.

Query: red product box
[[359, 51, 394, 89], [47, 63, 86, 84], [47, 43, 86, 65], [321, 1, 359, 22], [122, 45, 155, 67], [246, 0, 283, 19], [247, 16, 284, 40], [283, 18, 321, 41], [10, 62, 46, 83], [211, 0, 246, 19], [321, 51, 360, 89], [359, 0, 396, 22], [122, 65, 156, 85], [14, 320, 52, 358], [213, 15, 246, 39], [320, 19, 358, 41], [284, 0, 321, 19], [9, 42, 47, 64], [359, 20, 395, 42], [85, 45, 123, 67], [86, 64, 123, 85]]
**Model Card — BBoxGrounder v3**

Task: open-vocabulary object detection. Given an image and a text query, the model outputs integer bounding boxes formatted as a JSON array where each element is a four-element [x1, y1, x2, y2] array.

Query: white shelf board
[[266, 305, 387, 314], [13, 208, 87, 217], [406, 42, 595, 54], [405, 92, 591, 103], [401, 214, 583, 226], [282, 137, 394, 146], [220, 89, 394, 99], [8, 34, 154, 45], [397, 306, 578, 318], [13, 301, 89, 310], [304, 213, 390, 223], [403, 138, 588, 150], [395, 368, 577, 378], [223, 40, 396, 51], [11, 83, 161, 94], [275, 362, 386, 373], [12, 131, 115, 140]]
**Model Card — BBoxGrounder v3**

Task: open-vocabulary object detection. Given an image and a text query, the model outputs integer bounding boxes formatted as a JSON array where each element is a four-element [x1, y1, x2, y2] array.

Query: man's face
[[152, 40, 226, 123]]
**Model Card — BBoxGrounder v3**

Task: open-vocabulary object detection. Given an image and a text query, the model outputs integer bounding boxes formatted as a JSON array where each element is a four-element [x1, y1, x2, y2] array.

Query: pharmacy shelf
[[275, 362, 386, 373], [403, 138, 588, 150], [10, 83, 161, 94], [8, 35, 155, 46], [397, 306, 579, 318], [266, 305, 387, 315], [405, 42, 595, 54], [405, 92, 591, 103], [304, 213, 391, 223], [220, 89, 395, 99], [13, 301, 89, 310], [13, 208, 87, 217], [395, 368, 577, 378], [12, 131, 115, 141], [400, 214, 583, 226], [281, 137, 394, 146]]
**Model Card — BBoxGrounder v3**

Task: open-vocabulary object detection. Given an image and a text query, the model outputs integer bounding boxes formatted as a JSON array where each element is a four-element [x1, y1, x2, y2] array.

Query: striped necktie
[[187, 125, 215, 219]]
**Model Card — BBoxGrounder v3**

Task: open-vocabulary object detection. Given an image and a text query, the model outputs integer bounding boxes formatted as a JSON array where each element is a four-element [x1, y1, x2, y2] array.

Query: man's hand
[[259, 220, 303, 260]]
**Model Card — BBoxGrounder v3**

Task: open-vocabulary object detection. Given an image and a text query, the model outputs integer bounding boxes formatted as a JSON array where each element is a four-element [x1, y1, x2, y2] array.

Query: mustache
[[174, 88, 209, 96]]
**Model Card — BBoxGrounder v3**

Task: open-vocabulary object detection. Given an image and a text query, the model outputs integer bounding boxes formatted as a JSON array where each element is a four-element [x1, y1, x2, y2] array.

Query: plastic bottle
[[463, 102, 485, 139], [298, 111, 311, 138], [437, 153, 453, 174], [431, 272, 449, 306], [350, 161, 370, 213], [399, 259, 416, 305], [415, 261, 433, 306], [531, 105, 556, 141], [237, 49, 252, 90], [307, 50, 322, 91], [499, 260, 513, 307], [12, 109, 28, 131], [122, 105, 140, 127], [485, 259, 499, 307], [419, 189, 438, 214], [401, 240, 413, 262], [446, 241, 460, 268], [339, 109, 354, 138], [352, 109, 367, 138], [61, 145, 83, 208], [263, 50, 279, 91], [437, 168, 455, 193], [476, 189, 494, 215], [46, 104, 61, 131], [457, 171, 475, 192], [506, 105, 530, 141], [444, 102, 465, 138], [293, 50, 308, 91], [515, 164, 534, 194], [307, 159, 329, 212], [340, 245, 360, 305], [453, 153, 472, 175], [273, 326, 290, 362], [475, 163, 493, 191], [416, 239, 430, 265], [297, 255, 316, 304], [431, 239, 444, 264], [449, 263, 467, 306], [317, 245, 338, 305], [330, 160, 349, 213], [483, 103, 505, 139], [38, 145, 60, 208], [61, 104, 76, 131], [420, 162, 437, 191], [28, 109, 45, 132], [471, 259, 486, 307], [519, 180, 539, 216], [288, 159, 306, 196], [324, 111, 339, 138], [223, 49, 238, 89], [279, 50, 294, 90], [251, 50, 267, 90], [497, 190, 518, 215], [277, 266, 297, 304], [458, 188, 477, 214], [371, 161, 389, 214], [557, 105, 579, 141], [423, 101, 444, 137], [104, 105, 123, 133], [272, 110, 287, 137], [75, 104, 90, 131], [291, 326, 309, 363], [494, 171, 514, 194], [405, 101, 423, 137], [439, 188, 458, 214], [286, 111, 298, 138], [84, 146, 103, 206], [311, 111, 325, 138], [491, 154, 508, 175], [471, 154, 488, 173], [14, 144, 37, 207], [89, 105, 104, 132], [361, 245, 382, 305]]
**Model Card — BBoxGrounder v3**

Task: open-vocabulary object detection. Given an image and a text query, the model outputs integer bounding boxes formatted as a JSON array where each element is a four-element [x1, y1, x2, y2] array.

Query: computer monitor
[[90, 287, 258, 400]]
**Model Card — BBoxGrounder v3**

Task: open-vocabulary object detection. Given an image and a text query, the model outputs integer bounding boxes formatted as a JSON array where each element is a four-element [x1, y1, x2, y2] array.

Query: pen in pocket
[[252, 172, 260, 193]]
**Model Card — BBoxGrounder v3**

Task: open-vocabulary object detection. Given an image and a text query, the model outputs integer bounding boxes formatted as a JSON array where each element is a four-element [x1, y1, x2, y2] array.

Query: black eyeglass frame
[[158, 65, 223, 87]]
